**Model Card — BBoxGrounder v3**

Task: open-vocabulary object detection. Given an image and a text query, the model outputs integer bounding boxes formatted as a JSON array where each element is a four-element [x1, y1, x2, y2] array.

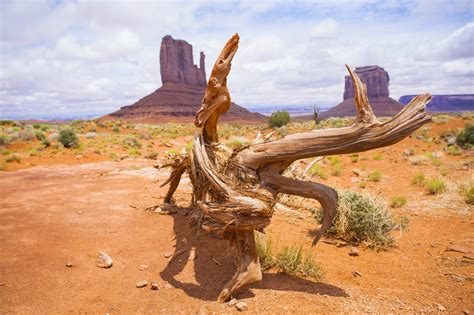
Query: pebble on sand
[[136, 280, 148, 288], [235, 301, 248, 311], [150, 281, 160, 290]]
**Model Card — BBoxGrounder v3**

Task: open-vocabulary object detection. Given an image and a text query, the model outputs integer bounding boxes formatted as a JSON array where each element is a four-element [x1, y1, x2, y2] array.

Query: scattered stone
[[66, 262, 73, 267], [437, 303, 446, 312], [120, 154, 128, 160], [235, 301, 248, 311], [136, 280, 148, 288], [352, 271, 362, 277], [77, 211, 82, 214], [446, 245, 473, 255], [139, 264, 149, 271], [0, 283, 5, 286], [164, 142, 172, 148], [228, 298, 237, 307], [349, 247, 359, 256], [164, 252, 173, 258], [129, 204, 138, 209], [150, 281, 160, 290], [462, 310, 470, 315], [96, 251, 113, 268]]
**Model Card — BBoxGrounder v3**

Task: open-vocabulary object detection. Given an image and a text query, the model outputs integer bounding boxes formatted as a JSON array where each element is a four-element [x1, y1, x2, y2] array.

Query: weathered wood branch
[[160, 33, 432, 302]]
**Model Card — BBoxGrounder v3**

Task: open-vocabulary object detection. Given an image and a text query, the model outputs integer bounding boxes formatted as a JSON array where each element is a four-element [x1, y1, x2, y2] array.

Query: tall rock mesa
[[343, 66, 389, 100], [160, 35, 206, 87]]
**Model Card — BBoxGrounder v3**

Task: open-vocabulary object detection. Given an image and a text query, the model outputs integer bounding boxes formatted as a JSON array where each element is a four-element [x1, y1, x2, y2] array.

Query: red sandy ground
[[0, 118, 473, 313]]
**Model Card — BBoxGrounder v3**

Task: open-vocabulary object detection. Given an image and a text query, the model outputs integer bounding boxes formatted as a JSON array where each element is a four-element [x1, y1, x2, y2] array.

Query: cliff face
[[160, 35, 206, 87], [103, 35, 265, 124], [320, 65, 404, 118], [399, 94, 473, 112]]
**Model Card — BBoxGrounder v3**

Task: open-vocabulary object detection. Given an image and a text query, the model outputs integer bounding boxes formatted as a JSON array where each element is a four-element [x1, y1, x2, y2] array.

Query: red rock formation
[[343, 66, 389, 100], [320, 65, 404, 118], [160, 35, 206, 87], [103, 35, 265, 124]]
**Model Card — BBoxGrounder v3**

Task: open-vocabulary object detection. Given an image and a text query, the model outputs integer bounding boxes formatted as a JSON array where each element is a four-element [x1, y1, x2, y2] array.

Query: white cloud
[[0, 0, 473, 119]]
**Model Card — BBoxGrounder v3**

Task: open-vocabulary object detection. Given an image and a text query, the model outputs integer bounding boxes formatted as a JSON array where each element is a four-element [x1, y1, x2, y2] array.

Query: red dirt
[[0, 117, 473, 313]]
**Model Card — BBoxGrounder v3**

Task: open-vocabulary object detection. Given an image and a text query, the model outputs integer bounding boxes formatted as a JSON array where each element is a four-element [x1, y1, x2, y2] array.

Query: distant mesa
[[399, 94, 474, 112], [102, 35, 265, 124], [320, 65, 404, 119]]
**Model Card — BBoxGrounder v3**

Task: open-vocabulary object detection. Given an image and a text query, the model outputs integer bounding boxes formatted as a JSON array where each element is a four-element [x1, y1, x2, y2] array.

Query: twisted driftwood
[[161, 33, 432, 302]]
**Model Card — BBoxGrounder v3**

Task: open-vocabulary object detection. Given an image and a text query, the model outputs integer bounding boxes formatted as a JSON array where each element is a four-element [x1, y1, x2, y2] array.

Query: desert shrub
[[255, 232, 275, 270], [112, 126, 120, 133], [269, 110, 290, 128], [0, 133, 9, 145], [390, 196, 407, 208], [409, 155, 429, 165], [19, 127, 35, 141], [372, 153, 383, 161], [0, 120, 16, 126], [85, 132, 97, 139], [411, 173, 425, 186], [350, 154, 359, 163], [307, 164, 328, 180], [35, 131, 46, 141], [368, 170, 382, 182], [58, 128, 79, 148], [329, 156, 343, 176], [425, 178, 446, 194], [459, 182, 474, 205], [122, 136, 141, 149], [446, 145, 462, 155], [314, 190, 408, 249], [6, 154, 21, 163], [275, 245, 323, 278], [225, 137, 250, 151], [145, 151, 159, 159], [456, 124, 474, 149]]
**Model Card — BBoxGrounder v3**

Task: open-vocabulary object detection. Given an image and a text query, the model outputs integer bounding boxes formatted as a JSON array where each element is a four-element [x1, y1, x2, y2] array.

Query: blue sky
[[0, 0, 473, 119]]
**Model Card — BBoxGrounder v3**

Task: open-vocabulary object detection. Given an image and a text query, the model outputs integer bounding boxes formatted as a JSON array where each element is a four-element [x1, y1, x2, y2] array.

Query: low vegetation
[[255, 233, 323, 278], [425, 178, 447, 194], [58, 128, 79, 148], [368, 170, 382, 182], [269, 110, 290, 128], [390, 196, 407, 208], [411, 173, 425, 186], [456, 124, 473, 149], [314, 190, 408, 249], [459, 181, 474, 205]]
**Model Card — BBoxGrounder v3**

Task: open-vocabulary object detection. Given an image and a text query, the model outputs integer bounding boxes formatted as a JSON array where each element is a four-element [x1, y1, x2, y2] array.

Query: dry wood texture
[[161, 33, 432, 301]]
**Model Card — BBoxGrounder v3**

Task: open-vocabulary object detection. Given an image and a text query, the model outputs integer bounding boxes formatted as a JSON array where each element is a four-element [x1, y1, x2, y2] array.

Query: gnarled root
[[217, 230, 262, 302]]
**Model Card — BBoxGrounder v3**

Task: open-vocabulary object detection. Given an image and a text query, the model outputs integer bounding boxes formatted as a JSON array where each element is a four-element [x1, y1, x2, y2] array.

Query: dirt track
[[0, 159, 473, 313]]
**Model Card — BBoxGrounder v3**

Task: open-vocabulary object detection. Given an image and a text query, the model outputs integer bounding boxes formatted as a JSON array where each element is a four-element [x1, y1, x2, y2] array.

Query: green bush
[[35, 131, 46, 141], [390, 196, 407, 208], [368, 170, 382, 182], [276, 245, 323, 278], [6, 154, 21, 163], [314, 190, 408, 249], [456, 124, 474, 149], [269, 110, 290, 128], [122, 136, 141, 149], [58, 128, 79, 148], [411, 173, 425, 186], [255, 232, 275, 271], [0, 133, 9, 145], [307, 164, 328, 180], [225, 137, 250, 151], [459, 182, 474, 205], [425, 178, 446, 194]]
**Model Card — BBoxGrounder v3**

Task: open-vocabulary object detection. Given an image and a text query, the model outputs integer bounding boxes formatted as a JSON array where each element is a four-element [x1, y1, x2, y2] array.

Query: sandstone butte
[[102, 35, 266, 124], [319, 65, 405, 118]]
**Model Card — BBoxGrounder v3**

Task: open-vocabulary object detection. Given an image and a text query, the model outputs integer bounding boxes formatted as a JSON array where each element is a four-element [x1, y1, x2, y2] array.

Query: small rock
[[352, 271, 362, 277], [150, 281, 160, 290], [120, 154, 128, 160], [66, 262, 73, 267], [77, 211, 82, 215], [136, 280, 148, 288], [139, 264, 149, 271], [164, 252, 173, 258], [462, 310, 470, 315], [228, 298, 237, 307], [349, 247, 359, 257], [437, 303, 446, 312], [0, 283, 5, 286], [96, 251, 113, 268], [235, 301, 247, 311]]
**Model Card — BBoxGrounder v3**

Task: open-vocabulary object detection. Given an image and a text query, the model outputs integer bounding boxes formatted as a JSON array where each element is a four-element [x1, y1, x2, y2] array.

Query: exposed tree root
[[160, 33, 432, 301]]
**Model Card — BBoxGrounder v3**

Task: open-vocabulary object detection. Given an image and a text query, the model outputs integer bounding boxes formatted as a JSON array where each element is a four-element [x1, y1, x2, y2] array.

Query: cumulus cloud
[[0, 0, 473, 119]]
